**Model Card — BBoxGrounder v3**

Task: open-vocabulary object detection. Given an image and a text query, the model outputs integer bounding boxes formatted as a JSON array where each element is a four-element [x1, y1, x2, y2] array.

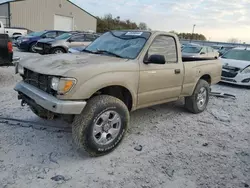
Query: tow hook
[[21, 100, 27, 107]]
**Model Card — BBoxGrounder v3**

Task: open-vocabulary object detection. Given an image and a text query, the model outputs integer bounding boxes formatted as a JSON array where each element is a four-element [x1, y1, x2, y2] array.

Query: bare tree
[[228, 38, 239, 43], [138, 22, 147, 30]]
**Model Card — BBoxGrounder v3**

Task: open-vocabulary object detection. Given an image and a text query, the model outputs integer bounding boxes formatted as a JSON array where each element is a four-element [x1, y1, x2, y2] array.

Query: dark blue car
[[16, 30, 67, 52]]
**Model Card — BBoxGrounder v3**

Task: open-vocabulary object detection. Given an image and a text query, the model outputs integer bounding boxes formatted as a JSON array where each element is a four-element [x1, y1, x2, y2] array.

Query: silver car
[[182, 45, 219, 59], [34, 32, 99, 55]]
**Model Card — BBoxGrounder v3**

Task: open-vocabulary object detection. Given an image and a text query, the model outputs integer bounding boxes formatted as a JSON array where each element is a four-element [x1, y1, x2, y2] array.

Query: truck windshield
[[182, 46, 202, 53], [56, 33, 72, 40], [222, 49, 250, 61], [28, 31, 47, 37], [84, 31, 151, 59]]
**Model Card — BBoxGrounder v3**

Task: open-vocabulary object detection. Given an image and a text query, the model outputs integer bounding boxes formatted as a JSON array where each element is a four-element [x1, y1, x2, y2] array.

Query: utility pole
[[190, 24, 196, 43]]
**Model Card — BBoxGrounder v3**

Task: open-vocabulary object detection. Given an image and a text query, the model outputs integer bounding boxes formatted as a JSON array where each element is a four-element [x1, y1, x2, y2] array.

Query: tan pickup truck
[[14, 30, 222, 156]]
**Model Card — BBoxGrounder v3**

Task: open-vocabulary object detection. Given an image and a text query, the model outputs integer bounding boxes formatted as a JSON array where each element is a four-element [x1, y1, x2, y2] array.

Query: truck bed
[[181, 58, 222, 96]]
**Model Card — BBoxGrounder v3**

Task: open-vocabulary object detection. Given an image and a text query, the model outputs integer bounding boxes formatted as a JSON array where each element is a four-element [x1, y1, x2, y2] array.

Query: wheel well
[[51, 47, 67, 53], [200, 74, 211, 84], [13, 33, 21, 36], [93, 86, 133, 111]]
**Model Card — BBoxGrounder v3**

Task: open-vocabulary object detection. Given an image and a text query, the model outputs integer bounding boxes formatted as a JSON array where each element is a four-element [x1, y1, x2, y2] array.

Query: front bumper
[[221, 76, 250, 86], [14, 81, 86, 114], [17, 42, 30, 51]]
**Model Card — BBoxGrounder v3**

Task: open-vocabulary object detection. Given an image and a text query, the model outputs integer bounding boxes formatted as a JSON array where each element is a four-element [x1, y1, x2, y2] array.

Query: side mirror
[[68, 39, 72, 43], [145, 54, 166, 64], [200, 52, 206, 55]]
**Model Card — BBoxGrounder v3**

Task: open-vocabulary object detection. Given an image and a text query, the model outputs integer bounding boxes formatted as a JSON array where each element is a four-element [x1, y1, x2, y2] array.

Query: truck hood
[[220, 58, 250, 69], [20, 53, 128, 76]]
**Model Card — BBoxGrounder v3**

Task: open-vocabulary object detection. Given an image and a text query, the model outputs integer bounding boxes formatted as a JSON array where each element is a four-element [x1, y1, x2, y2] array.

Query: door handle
[[175, 69, 181, 74]]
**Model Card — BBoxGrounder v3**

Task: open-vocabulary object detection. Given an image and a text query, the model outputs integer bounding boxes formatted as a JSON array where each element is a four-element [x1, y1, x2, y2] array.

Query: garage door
[[54, 15, 73, 31]]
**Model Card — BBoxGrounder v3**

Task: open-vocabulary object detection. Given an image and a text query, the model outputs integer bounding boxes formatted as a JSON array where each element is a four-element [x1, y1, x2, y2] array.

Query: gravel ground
[[0, 51, 249, 188]]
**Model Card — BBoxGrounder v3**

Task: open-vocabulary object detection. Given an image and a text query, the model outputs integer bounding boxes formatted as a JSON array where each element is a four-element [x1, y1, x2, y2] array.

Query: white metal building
[[0, 0, 97, 32]]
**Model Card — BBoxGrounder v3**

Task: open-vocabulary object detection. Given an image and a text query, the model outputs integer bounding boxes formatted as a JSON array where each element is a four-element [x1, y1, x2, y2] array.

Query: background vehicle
[[0, 34, 13, 66], [16, 30, 67, 52], [0, 21, 28, 38], [220, 47, 250, 86], [182, 45, 219, 59], [35, 32, 99, 54], [14, 30, 222, 156]]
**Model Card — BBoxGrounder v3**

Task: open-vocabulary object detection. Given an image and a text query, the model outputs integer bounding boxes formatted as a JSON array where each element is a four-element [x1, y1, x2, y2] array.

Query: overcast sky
[[1, 0, 249, 42], [71, 0, 250, 43]]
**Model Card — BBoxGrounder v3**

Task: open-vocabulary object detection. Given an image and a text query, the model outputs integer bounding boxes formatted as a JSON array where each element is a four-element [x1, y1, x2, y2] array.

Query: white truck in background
[[0, 21, 28, 39]]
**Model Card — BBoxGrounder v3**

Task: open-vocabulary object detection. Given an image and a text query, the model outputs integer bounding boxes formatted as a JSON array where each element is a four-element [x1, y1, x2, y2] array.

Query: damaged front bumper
[[14, 81, 86, 114]]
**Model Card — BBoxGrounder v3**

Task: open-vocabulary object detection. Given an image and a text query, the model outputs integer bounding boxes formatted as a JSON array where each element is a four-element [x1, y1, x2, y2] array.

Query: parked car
[[35, 32, 98, 55], [0, 34, 13, 66], [16, 30, 67, 52], [220, 47, 250, 86], [182, 45, 219, 59], [14, 30, 222, 156], [0, 21, 28, 38]]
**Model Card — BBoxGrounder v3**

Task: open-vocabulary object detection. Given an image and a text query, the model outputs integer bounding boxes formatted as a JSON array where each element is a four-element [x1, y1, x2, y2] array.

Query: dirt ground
[[0, 52, 249, 188]]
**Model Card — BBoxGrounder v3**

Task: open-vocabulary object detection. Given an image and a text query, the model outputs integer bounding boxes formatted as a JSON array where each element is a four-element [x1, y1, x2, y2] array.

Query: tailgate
[[0, 34, 13, 66]]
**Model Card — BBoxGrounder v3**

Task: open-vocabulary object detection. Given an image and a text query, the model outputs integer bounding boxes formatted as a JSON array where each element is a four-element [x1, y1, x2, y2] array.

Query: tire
[[29, 42, 37, 53], [29, 106, 55, 120], [51, 47, 66, 54], [72, 95, 129, 157], [185, 79, 210, 114]]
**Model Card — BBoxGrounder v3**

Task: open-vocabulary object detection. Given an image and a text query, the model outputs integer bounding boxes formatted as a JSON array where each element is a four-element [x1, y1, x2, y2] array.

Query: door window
[[147, 35, 177, 63], [44, 31, 57, 38], [200, 47, 207, 53], [69, 34, 86, 42]]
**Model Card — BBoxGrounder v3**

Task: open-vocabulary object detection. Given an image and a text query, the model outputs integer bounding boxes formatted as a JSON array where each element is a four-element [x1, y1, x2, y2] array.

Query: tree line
[[169, 31, 206, 41], [97, 14, 150, 33], [96, 14, 207, 41]]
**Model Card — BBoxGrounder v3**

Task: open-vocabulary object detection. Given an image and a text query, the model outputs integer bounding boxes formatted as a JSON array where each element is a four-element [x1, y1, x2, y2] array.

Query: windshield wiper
[[94, 50, 124, 58]]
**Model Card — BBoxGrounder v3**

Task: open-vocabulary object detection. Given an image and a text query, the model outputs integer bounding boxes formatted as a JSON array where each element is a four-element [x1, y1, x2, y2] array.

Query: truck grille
[[222, 66, 240, 78], [23, 68, 56, 95]]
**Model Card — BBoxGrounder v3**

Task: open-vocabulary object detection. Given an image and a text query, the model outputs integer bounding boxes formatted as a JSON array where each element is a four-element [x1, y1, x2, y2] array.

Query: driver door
[[138, 35, 184, 107]]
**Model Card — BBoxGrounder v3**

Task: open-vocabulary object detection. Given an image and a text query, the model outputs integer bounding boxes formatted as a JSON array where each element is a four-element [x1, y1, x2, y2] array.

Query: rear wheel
[[51, 47, 66, 54], [29, 42, 37, 53], [185, 79, 209, 114], [72, 95, 129, 157]]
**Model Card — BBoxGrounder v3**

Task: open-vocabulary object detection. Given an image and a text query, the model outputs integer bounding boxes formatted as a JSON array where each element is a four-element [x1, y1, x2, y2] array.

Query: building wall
[[0, 3, 10, 27], [10, 0, 97, 32]]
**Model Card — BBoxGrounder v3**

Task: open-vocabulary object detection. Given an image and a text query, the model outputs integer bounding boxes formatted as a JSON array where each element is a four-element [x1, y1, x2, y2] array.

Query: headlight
[[51, 77, 77, 94], [241, 66, 250, 74], [17, 64, 24, 75]]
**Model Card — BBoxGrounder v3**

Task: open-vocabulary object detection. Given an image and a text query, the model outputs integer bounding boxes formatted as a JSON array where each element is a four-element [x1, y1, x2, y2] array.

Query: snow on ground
[[0, 51, 249, 188]]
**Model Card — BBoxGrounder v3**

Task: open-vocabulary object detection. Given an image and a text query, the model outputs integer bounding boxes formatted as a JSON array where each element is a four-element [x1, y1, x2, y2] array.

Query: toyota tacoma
[[14, 30, 222, 156]]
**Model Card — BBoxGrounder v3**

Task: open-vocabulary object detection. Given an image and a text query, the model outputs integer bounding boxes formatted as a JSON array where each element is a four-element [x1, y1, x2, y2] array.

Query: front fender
[[60, 71, 139, 109]]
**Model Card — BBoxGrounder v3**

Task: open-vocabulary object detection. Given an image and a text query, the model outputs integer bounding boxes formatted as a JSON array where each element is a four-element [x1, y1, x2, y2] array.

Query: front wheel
[[185, 79, 210, 114], [51, 47, 66, 54], [72, 95, 129, 157], [29, 42, 37, 53]]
